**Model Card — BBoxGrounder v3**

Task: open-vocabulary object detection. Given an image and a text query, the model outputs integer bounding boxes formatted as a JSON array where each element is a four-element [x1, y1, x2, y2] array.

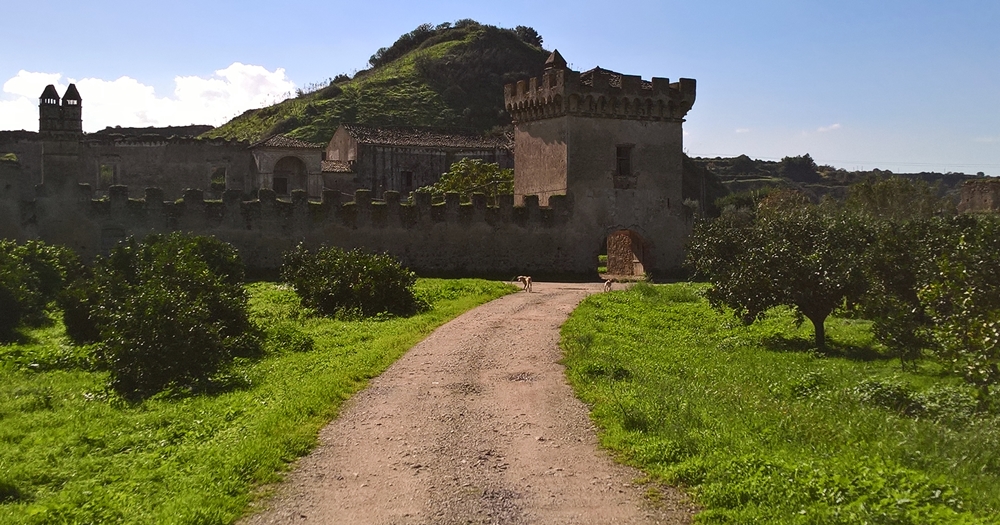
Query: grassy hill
[[203, 21, 549, 144]]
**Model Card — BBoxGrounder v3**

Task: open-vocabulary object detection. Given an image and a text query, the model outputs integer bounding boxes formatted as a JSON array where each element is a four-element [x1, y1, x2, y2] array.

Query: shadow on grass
[[762, 334, 892, 362]]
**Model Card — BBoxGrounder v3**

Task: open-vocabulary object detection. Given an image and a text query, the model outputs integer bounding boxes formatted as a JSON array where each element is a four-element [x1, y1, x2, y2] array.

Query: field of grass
[[0, 279, 513, 524], [561, 283, 1000, 524]]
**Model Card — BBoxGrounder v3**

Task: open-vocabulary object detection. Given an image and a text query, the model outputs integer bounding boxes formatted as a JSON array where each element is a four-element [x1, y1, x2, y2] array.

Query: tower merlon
[[503, 52, 696, 123]]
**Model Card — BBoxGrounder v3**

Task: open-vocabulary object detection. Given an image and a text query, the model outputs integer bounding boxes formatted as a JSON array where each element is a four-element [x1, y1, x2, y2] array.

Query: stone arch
[[273, 156, 307, 195], [568, 93, 580, 112], [604, 229, 652, 277], [598, 96, 607, 114]]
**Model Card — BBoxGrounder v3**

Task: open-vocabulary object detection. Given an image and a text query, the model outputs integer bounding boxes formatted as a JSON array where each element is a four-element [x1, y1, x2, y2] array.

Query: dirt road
[[241, 282, 694, 524]]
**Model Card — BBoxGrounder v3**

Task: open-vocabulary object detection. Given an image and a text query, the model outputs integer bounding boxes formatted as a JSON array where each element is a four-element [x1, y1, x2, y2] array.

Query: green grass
[[561, 282, 1000, 524], [0, 278, 514, 524]]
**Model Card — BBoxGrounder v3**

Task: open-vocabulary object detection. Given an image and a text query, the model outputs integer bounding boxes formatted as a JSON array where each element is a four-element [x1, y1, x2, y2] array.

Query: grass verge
[[561, 282, 1000, 524], [0, 278, 513, 524]]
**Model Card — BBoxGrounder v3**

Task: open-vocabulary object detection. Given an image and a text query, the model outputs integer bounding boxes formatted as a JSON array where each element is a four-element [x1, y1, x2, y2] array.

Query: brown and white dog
[[603, 279, 613, 292], [515, 275, 532, 293]]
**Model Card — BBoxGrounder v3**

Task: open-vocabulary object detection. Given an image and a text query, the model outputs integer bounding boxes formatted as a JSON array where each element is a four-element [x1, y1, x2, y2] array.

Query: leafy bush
[[0, 240, 81, 340], [282, 245, 426, 319], [416, 158, 513, 204], [63, 233, 259, 398]]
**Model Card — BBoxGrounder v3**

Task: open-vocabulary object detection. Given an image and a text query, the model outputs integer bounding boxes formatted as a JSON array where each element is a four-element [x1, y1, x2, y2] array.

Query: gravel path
[[240, 281, 695, 524]]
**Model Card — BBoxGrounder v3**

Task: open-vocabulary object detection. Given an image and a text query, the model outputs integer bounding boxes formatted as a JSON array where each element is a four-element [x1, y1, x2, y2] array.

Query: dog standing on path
[[603, 279, 613, 292], [515, 275, 532, 293]]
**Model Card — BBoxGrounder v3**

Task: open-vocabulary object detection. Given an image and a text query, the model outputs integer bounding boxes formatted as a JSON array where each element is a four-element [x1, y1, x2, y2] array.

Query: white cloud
[[974, 136, 1000, 143], [817, 123, 841, 133], [735, 128, 751, 134], [0, 63, 296, 132]]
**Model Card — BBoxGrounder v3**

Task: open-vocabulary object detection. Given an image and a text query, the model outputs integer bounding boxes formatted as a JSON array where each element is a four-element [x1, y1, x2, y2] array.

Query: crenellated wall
[[5, 181, 615, 277]]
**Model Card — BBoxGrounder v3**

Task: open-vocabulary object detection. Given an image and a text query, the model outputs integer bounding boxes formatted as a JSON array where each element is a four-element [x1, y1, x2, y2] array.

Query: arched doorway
[[273, 156, 307, 195], [604, 229, 651, 278]]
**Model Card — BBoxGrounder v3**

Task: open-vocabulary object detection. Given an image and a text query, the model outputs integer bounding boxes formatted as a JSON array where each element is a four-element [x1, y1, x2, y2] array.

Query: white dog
[[603, 279, 613, 292], [515, 275, 532, 293]]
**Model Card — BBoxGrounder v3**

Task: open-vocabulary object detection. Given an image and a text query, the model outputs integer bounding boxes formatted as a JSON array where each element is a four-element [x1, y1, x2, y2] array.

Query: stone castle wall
[[4, 180, 621, 277]]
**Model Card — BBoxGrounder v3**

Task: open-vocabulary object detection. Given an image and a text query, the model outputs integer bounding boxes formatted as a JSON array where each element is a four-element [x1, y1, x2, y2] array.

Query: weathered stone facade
[[1, 54, 698, 277], [958, 179, 1000, 213], [325, 124, 513, 199]]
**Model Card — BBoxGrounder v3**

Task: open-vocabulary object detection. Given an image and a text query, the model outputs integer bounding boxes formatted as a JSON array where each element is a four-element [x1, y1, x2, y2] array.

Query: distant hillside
[[691, 154, 979, 205], [204, 21, 549, 144]]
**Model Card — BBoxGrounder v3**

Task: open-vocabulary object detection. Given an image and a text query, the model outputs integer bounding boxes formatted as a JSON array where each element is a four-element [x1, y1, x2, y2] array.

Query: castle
[[0, 51, 697, 278]]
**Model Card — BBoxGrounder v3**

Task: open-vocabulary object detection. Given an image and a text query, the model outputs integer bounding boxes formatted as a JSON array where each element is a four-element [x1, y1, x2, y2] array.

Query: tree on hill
[[731, 154, 757, 175], [779, 153, 821, 183], [514, 26, 543, 47]]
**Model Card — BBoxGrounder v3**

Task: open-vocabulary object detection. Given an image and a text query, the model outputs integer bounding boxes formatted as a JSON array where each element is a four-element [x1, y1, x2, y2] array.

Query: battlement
[[67, 185, 573, 233], [504, 51, 695, 124]]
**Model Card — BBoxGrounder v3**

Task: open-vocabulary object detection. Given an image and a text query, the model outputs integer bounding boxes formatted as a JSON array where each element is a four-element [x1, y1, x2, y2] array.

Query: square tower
[[504, 51, 697, 273], [504, 51, 695, 206]]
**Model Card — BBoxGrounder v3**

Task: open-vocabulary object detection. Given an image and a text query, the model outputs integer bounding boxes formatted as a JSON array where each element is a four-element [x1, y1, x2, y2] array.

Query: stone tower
[[38, 84, 83, 187], [38, 84, 63, 133], [503, 50, 697, 273], [38, 84, 83, 134], [60, 84, 83, 133]]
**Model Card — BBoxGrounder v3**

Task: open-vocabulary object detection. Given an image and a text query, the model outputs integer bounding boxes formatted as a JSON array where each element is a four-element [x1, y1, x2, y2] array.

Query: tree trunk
[[809, 314, 827, 350]]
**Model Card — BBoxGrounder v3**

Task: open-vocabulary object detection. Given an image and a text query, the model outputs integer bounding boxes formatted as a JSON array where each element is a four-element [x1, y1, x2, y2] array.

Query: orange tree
[[687, 192, 870, 350], [918, 215, 1000, 404]]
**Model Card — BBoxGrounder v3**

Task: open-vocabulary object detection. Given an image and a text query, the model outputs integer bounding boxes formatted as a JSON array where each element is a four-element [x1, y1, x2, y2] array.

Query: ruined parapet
[[503, 50, 696, 124], [958, 178, 1000, 213]]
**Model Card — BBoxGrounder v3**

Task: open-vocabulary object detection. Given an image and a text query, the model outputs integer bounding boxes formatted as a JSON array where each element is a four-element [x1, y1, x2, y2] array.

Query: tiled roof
[[342, 124, 512, 149], [250, 134, 324, 149], [322, 160, 354, 173]]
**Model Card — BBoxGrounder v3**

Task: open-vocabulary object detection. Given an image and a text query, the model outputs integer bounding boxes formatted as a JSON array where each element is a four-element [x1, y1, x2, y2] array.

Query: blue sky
[[1, 0, 997, 174]]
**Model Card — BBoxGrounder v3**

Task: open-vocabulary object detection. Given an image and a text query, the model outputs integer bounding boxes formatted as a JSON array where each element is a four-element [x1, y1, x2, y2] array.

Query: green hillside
[[204, 21, 549, 144]]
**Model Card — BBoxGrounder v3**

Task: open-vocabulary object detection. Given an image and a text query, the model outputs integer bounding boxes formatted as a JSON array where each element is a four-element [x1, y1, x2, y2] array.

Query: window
[[99, 164, 116, 189], [273, 177, 288, 195], [401, 170, 414, 190], [616, 145, 632, 177], [210, 167, 227, 191], [614, 145, 636, 189]]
